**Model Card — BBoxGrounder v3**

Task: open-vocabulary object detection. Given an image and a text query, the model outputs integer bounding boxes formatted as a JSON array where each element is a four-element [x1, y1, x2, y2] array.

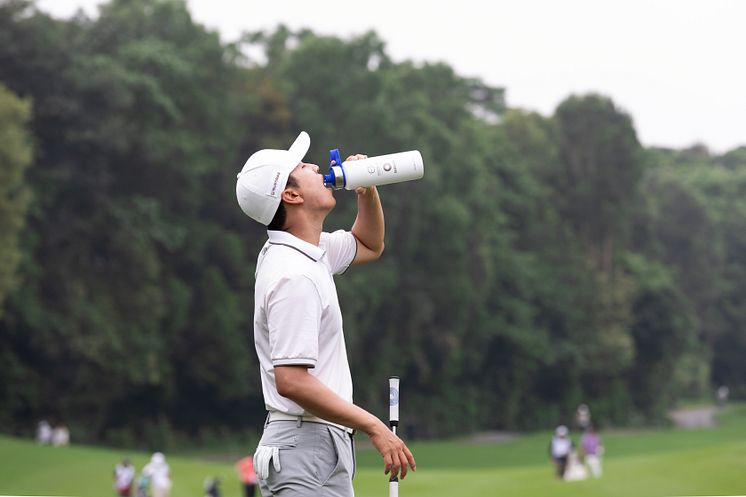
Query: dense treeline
[[1, 0, 744, 447]]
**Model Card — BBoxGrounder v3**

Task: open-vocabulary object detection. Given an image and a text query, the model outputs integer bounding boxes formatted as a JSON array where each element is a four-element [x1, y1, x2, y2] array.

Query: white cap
[[556, 425, 568, 436], [236, 131, 311, 225]]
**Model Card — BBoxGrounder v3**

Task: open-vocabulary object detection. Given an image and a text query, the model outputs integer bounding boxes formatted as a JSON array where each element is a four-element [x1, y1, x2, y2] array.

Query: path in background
[[464, 431, 521, 445], [669, 406, 717, 429]]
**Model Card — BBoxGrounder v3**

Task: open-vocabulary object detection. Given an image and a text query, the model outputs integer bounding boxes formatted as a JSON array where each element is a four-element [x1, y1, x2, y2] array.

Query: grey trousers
[[257, 419, 356, 497]]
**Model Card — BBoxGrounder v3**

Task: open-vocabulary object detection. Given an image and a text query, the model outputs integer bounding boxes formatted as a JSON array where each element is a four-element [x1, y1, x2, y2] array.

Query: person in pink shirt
[[580, 425, 604, 478], [235, 455, 258, 497]]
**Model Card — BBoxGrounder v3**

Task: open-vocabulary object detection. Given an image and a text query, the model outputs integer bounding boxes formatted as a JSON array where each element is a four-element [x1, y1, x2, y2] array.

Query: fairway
[[1, 405, 744, 497]]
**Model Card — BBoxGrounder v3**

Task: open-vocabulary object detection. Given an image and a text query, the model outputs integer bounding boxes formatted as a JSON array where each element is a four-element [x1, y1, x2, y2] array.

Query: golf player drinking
[[236, 131, 416, 496]]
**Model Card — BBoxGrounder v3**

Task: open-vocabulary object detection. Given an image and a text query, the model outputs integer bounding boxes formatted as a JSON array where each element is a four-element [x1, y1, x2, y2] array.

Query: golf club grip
[[389, 376, 400, 426], [389, 480, 399, 497]]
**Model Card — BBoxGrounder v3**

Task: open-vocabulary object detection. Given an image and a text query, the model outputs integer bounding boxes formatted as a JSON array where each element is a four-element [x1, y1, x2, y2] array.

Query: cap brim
[[288, 131, 310, 168]]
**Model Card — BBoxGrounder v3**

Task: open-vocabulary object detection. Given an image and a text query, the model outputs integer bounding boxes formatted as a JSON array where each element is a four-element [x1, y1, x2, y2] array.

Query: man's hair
[[267, 175, 298, 230]]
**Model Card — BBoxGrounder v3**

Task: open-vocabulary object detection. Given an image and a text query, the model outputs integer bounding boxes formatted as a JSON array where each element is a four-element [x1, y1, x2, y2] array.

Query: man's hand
[[367, 421, 416, 479], [273, 367, 415, 479], [345, 154, 373, 196], [346, 154, 368, 162]]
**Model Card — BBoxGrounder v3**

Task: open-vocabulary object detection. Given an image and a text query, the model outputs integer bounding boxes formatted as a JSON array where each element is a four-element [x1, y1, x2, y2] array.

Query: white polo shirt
[[254, 229, 357, 416]]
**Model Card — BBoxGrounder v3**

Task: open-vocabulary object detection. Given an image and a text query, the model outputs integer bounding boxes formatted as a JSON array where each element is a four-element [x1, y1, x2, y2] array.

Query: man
[[36, 420, 52, 445], [549, 425, 572, 480], [575, 403, 591, 432], [142, 452, 172, 497], [235, 455, 258, 497], [114, 458, 136, 497], [236, 131, 416, 496], [580, 425, 604, 478]]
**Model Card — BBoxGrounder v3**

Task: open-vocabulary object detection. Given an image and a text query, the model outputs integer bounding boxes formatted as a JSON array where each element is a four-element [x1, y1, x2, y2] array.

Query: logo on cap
[[268, 171, 282, 197]]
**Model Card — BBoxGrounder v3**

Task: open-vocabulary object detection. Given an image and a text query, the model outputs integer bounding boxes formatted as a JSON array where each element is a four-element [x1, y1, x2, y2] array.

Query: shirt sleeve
[[265, 274, 321, 367], [319, 230, 357, 275]]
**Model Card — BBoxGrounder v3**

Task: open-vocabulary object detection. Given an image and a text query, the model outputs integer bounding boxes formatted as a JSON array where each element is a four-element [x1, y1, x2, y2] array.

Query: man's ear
[[281, 186, 303, 205]]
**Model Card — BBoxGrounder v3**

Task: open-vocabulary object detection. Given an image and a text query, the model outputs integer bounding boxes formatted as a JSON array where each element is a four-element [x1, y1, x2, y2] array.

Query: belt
[[267, 411, 355, 435]]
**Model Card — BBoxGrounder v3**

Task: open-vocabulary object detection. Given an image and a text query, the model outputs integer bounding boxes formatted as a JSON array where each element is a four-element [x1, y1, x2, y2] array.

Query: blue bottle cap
[[324, 149, 345, 187]]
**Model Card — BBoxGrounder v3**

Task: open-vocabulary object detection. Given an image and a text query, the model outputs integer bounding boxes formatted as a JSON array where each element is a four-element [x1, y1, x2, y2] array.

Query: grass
[[1, 404, 744, 497]]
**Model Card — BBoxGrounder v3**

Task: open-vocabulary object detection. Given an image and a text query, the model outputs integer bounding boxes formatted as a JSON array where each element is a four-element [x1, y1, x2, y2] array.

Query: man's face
[[288, 161, 336, 212]]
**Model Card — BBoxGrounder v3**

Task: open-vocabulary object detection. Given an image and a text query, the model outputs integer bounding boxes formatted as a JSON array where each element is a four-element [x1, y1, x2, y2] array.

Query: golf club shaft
[[389, 376, 400, 497]]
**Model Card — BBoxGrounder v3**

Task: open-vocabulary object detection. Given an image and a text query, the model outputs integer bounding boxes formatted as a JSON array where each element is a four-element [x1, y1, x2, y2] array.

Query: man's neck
[[284, 213, 325, 246]]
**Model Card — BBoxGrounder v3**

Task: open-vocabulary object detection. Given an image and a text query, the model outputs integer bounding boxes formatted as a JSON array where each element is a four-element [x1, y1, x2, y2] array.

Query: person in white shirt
[[114, 458, 136, 496], [52, 424, 69, 447], [36, 420, 52, 445], [236, 131, 416, 497], [549, 425, 572, 479], [142, 452, 172, 497]]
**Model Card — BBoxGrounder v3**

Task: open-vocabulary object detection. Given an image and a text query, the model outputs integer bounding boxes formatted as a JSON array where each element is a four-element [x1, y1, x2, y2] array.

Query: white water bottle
[[323, 149, 424, 190]]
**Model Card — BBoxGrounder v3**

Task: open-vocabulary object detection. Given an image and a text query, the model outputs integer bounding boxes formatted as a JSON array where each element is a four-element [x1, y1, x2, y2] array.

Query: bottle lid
[[323, 149, 346, 189]]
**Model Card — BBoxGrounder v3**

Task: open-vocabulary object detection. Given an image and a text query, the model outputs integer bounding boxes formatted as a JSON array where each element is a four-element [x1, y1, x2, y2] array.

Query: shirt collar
[[267, 230, 325, 261]]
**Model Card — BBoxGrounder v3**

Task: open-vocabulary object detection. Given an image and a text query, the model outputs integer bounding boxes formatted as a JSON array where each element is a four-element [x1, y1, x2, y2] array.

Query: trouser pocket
[[255, 423, 299, 481], [315, 426, 341, 485]]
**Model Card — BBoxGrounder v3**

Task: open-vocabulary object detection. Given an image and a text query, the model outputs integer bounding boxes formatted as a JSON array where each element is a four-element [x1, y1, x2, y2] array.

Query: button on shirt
[[254, 229, 357, 416]]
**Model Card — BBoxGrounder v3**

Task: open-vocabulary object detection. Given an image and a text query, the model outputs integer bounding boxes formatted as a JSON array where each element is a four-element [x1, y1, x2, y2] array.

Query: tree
[[553, 94, 644, 275], [625, 255, 697, 419], [0, 82, 34, 430], [2, 2, 736, 441], [0, 83, 32, 316], [0, 0, 266, 441]]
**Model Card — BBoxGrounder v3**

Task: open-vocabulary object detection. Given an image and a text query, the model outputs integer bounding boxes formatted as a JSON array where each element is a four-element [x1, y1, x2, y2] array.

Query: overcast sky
[[35, 0, 746, 153]]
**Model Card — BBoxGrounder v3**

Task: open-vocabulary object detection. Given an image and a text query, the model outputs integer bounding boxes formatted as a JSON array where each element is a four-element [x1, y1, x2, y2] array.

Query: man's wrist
[[360, 414, 386, 436]]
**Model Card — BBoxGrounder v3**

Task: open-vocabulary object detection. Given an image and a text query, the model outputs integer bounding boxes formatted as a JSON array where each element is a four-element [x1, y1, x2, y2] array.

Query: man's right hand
[[273, 366, 416, 478], [368, 421, 416, 479]]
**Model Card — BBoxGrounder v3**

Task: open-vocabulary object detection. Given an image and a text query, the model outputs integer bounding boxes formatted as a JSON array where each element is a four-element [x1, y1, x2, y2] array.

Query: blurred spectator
[[549, 425, 572, 479], [580, 425, 604, 478], [563, 449, 588, 481], [36, 420, 52, 445], [575, 404, 591, 432], [142, 452, 172, 497], [235, 455, 257, 497], [114, 458, 136, 496], [52, 424, 70, 447], [136, 473, 150, 497], [717, 385, 730, 409], [204, 476, 221, 497]]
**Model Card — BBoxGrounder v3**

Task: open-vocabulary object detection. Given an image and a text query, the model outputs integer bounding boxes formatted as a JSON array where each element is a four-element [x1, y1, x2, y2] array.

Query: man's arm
[[351, 185, 384, 264], [346, 155, 385, 265], [275, 365, 416, 479]]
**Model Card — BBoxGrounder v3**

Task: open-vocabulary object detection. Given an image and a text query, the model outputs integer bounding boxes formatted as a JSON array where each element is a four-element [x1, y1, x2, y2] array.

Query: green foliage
[[636, 150, 746, 399], [553, 94, 644, 274], [0, 82, 34, 431], [0, 82, 32, 316], [1, 0, 744, 444], [0, 0, 264, 441], [624, 255, 698, 418]]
